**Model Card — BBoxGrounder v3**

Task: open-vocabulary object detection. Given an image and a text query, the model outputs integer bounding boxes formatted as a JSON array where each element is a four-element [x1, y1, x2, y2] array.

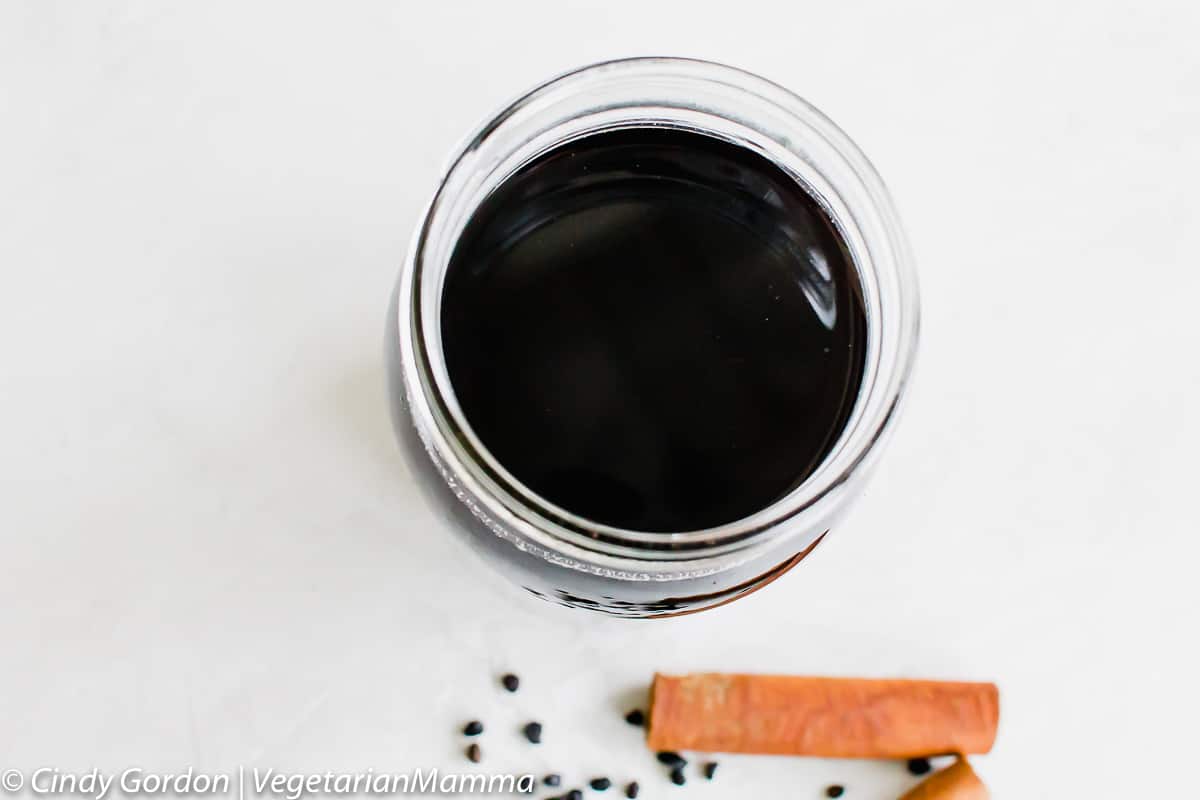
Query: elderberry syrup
[[441, 128, 866, 532], [389, 59, 919, 617]]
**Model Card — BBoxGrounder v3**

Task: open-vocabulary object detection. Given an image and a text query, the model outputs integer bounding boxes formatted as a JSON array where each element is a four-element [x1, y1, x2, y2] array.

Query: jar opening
[[397, 58, 918, 575]]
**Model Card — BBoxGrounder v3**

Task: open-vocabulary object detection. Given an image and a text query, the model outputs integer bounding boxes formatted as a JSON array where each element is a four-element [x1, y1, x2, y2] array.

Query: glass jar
[[386, 58, 919, 618]]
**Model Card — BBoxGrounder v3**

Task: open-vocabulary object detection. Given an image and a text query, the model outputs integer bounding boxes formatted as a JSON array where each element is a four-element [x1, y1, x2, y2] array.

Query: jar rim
[[396, 57, 919, 575]]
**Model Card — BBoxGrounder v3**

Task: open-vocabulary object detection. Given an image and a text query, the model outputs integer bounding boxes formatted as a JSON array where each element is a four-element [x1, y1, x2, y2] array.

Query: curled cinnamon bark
[[647, 673, 999, 758], [899, 758, 989, 800]]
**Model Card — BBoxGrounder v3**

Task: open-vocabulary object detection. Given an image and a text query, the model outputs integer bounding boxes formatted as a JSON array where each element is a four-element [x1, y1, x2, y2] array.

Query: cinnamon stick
[[898, 758, 989, 800], [647, 673, 999, 759]]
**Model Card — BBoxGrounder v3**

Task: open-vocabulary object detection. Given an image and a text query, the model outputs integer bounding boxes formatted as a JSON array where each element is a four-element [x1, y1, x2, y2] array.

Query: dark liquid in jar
[[440, 128, 866, 532]]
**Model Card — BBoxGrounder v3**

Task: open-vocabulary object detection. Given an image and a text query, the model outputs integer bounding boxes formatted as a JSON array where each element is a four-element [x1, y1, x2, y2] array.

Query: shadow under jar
[[387, 58, 919, 617]]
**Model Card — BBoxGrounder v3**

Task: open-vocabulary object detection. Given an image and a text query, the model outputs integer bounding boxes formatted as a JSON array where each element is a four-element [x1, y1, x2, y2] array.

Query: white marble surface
[[2, 2, 1198, 797]]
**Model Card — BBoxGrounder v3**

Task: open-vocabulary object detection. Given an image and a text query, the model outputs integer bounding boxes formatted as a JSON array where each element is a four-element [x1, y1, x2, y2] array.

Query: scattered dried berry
[[624, 709, 645, 726], [589, 778, 611, 791], [703, 762, 718, 780], [624, 782, 639, 799], [465, 743, 481, 763], [669, 767, 685, 786], [544, 774, 562, 787], [656, 752, 686, 768], [502, 673, 520, 692], [906, 757, 932, 776], [462, 720, 483, 736], [565, 791, 582, 800], [522, 721, 543, 744], [825, 786, 845, 798]]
